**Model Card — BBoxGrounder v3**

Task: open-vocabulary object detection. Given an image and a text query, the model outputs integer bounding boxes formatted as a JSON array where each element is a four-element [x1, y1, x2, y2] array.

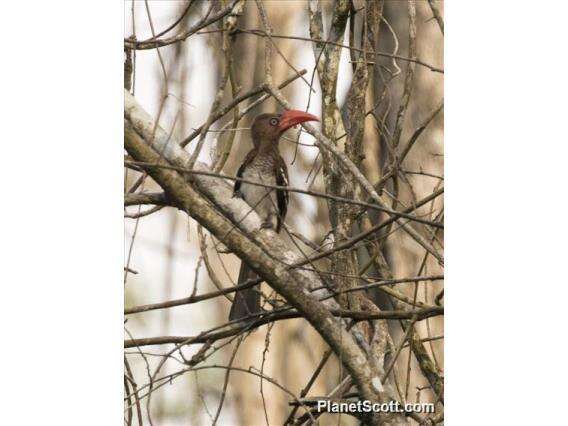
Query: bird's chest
[[240, 157, 278, 222], [242, 156, 276, 180]]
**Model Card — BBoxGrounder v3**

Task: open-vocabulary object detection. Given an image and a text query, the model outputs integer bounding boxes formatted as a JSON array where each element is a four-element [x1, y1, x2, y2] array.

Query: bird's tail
[[228, 262, 261, 322]]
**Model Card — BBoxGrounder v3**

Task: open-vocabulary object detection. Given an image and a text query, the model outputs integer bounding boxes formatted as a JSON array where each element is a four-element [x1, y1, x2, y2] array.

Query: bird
[[228, 109, 319, 323]]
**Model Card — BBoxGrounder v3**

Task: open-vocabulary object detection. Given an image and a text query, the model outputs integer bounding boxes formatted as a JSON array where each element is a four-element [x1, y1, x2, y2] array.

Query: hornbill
[[228, 109, 319, 322]]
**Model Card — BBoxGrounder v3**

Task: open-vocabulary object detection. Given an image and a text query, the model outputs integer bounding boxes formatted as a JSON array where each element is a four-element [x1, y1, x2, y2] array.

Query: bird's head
[[251, 110, 319, 147]]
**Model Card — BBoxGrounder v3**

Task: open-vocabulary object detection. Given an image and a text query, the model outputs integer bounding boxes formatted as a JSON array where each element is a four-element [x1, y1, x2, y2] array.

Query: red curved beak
[[278, 109, 319, 132]]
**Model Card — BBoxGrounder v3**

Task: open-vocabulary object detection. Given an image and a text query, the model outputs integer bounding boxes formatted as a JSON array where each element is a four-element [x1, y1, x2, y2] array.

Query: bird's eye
[[269, 118, 279, 126]]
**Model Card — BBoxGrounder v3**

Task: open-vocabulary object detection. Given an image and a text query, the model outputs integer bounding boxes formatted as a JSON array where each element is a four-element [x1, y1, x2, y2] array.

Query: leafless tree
[[124, 1, 443, 425]]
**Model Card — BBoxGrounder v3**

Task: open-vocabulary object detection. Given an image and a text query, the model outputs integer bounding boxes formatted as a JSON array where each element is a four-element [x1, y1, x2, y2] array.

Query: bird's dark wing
[[275, 155, 289, 232], [234, 149, 257, 197]]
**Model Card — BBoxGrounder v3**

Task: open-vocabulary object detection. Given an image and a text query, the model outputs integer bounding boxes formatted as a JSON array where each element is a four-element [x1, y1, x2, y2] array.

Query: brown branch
[[124, 192, 170, 207], [125, 276, 261, 315], [124, 306, 443, 348], [124, 1, 240, 50], [427, 0, 444, 35], [125, 272, 442, 317], [197, 28, 444, 73], [137, 0, 195, 43], [124, 205, 164, 219]]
